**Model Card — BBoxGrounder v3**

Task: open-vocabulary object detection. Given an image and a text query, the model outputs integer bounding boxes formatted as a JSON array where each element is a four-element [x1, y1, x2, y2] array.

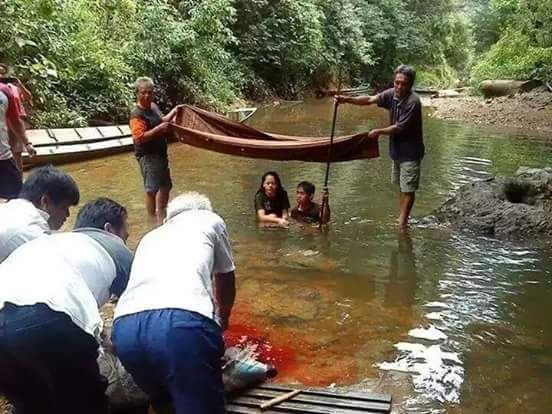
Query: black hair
[[394, 64, 416, 88], [297, 181, 315, 195], [20, 165, 79, 206], [256, 171, 286, 199], [74, 197, 127, 231]]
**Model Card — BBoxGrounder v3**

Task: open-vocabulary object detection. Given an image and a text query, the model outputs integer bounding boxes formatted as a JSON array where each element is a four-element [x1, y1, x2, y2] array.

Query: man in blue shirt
[[336, 65, 424, 228]]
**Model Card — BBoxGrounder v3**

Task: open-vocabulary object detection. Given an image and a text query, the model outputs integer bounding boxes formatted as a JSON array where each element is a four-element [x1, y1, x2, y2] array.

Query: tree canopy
[[0, 0, 548, 127]]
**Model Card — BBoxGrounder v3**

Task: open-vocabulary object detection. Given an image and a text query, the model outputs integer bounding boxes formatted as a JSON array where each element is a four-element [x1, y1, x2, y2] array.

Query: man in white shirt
[[0, 165, 80, 263], [0, 198, 133, 414], [112, 192, 236, 414]]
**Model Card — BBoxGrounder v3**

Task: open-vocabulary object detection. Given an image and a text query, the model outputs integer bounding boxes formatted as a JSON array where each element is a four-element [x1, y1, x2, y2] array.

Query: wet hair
[[394, 64, 416, 88], [297, 181, 315, 195], [74, 197, 127, 231], [134, 76, 154, 93], [20, 165, 80, 206], [257, 171, 286, 199], [166, 192, 212, 220]]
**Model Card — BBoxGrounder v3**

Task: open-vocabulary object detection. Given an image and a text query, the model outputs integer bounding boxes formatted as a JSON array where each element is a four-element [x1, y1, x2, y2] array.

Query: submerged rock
[[426, 167, 552, 237]]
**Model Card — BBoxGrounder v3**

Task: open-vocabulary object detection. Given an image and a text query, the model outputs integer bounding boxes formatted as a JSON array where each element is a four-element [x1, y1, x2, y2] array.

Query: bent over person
[[112, 192, 236, 414], [130, 76, 182, 221], [336, 65, 424, 228], [0, 165, 79, 263], [0, 199, 133, 414]]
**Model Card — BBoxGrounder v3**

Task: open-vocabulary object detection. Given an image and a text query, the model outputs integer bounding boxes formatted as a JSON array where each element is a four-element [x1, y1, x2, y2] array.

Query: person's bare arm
[[335, 95, 378, 105], [368, 124, 401, 139], [8, 117, 35, 156], [257, 209, 288, 226], [16, 79, 33, 105], [214, 271, 235, 330]]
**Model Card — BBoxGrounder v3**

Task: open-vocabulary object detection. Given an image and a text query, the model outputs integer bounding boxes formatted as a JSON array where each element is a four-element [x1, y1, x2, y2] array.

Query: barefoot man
[[336, 65, 424, 228]]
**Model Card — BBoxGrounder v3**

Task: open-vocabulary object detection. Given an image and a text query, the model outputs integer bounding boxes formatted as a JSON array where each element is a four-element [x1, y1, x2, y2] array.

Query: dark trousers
[[113, 309, 225, 414], [0, 303, 108, 414], [0, 158, 22, 199]]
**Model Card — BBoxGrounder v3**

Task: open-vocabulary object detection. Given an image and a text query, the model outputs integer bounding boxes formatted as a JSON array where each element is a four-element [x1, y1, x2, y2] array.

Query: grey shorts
[[137, 154, 172, 193], [392, 160, 421, 193]]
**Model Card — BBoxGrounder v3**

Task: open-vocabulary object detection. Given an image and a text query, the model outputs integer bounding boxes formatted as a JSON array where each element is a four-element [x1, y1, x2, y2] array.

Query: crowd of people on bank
[[0, 63, 424, 413]]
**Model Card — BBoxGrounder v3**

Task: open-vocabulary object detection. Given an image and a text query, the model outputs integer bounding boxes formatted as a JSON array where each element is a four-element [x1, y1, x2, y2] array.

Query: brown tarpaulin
[[171, 105, 379, 162]]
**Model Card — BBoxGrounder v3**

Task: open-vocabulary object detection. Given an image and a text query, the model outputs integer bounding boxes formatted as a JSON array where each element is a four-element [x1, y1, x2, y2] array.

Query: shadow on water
[[57, 97, 552, 413]]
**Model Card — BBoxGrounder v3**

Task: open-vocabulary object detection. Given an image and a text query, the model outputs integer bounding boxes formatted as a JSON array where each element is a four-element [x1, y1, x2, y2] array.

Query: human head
[[74, 197, 129, 242], [166, 191, 212, 221], [0, 63, 8, 77], [259, 171, 284, 199], [19, 165, 80, 230], [134, 76, 154, 108], [296, 181, 315, 207], [393, 64, 416, 99]]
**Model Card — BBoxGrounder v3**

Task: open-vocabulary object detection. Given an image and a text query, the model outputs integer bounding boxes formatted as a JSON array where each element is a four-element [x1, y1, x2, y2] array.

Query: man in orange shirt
[[129, 77, 182, 221]]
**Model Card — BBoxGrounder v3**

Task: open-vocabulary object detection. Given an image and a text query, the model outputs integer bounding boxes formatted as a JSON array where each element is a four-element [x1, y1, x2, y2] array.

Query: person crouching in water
[[112, 192, 236, 414], [130, 76, 182, 222], [0, 198, 133, 414], [255, 171, 290, 227], [291, 181, 330, 225]]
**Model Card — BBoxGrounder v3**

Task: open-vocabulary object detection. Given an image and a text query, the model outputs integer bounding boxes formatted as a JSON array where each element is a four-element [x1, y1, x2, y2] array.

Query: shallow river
[[62, 98, 552, 413]]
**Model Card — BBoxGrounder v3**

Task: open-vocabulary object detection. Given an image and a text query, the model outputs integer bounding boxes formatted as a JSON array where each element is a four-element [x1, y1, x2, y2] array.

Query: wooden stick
[[260, 389, 301, 410]]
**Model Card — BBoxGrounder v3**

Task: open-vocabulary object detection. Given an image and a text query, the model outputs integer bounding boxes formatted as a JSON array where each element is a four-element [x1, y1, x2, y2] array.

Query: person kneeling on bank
[[0, 198, 133, 414]]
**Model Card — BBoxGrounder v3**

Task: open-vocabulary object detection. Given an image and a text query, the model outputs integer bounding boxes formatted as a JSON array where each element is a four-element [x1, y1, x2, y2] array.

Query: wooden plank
[[49, 128, 81, 144], [258, 384, 391, 404], [243, 389, 390, 412], [75, 127, 103, 140], [117, 124, 131, 135], [26, 129, 56, 146], [97, 126, 123, 138], [230, 396, 379, 414]]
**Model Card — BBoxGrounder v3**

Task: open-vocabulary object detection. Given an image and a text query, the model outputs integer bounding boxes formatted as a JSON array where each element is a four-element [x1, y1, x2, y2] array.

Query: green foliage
[[471, 0, 552, 82], [9, 0, 545, 127]]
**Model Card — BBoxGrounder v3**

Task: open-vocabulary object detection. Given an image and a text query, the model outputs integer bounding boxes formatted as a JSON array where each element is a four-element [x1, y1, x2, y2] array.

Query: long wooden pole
[[320, 66, 341, 226]]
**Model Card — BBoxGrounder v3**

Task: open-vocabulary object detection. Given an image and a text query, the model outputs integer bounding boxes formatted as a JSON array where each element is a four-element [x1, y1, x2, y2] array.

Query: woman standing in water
[[254, 171, 290, 227], [129, 77, 181, 221]]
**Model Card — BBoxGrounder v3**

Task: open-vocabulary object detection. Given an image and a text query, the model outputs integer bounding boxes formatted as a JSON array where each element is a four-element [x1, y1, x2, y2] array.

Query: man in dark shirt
[[290, 181, 330, 224], [336, 65, 424, 228]]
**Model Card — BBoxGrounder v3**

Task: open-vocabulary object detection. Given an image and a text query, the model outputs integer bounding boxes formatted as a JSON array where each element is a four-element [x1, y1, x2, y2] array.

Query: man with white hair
[[112, 192, 236, 414]]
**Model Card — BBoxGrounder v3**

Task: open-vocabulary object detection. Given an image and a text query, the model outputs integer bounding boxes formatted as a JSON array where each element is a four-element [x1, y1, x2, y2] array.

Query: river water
[[61, 98, 552, 413]]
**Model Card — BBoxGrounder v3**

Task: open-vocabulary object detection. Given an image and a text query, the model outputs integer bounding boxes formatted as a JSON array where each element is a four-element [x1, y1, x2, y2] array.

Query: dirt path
[[425, 88, 552, 134]]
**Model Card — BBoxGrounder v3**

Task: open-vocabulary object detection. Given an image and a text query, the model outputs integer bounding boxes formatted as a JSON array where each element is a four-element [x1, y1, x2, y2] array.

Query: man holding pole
[[335, 64, 424, 228]]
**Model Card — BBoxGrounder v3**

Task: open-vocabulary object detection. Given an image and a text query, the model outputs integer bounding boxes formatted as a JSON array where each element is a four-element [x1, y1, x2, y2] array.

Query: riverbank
[[426, 88, 552, 133]]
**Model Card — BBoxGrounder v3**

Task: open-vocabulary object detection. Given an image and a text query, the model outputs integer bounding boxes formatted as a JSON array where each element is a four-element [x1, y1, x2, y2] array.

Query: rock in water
[[426, 167, 552, 236]]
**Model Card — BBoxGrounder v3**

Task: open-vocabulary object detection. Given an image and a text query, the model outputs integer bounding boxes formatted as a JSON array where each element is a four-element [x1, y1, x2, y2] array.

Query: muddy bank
[[426, 88, 552, 133]]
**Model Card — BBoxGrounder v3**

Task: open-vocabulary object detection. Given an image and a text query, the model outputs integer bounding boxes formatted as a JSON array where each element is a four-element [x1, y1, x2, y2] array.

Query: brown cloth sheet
[[171, 105, 379, 162]]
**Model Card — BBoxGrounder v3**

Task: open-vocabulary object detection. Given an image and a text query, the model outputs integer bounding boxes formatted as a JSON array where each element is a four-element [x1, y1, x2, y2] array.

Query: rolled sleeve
[[129, 117, 148, 144], [376, 88, 394, 110]]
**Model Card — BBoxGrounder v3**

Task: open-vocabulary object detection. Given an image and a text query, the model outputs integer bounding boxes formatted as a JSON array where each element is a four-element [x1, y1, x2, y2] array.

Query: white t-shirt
[[114, 209, 235, 324], [0, 198, 50, 263], [0, 90, 13, 160], [0, 232, 118, 339]]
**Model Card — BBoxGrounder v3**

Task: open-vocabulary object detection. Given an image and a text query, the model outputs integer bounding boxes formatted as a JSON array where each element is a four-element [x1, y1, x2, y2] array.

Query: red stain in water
[[224, 322, 297, 374], [226, 306, 360, 387]]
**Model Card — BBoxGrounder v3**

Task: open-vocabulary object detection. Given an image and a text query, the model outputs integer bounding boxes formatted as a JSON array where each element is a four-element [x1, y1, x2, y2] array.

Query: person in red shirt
[[0, 81, 35, 200], [0, 63, 33, 172]]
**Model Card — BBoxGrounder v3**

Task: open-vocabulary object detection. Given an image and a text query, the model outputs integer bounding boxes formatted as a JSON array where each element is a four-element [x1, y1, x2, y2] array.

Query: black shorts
[[0, 158, 22, 199], [137, 154, 172, 193]]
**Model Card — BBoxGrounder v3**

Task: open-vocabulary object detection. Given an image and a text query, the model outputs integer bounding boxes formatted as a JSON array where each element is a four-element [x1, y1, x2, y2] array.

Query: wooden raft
[[227, 384, 392, 414]]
